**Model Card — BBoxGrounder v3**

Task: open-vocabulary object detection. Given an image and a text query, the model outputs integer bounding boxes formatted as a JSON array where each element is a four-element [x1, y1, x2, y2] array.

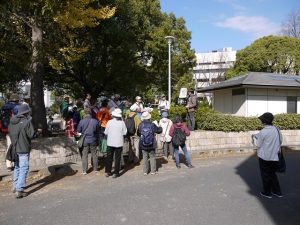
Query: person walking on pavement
[[1, 93, 20, 171], [104, 108, 127, 178], [77, 108, 100, 175], [9, 104, 36, 198], [185, 90, 197, 131], [137, 111, 162, 175], [252, 112, 283, 199], [169, 114, 194, 169]]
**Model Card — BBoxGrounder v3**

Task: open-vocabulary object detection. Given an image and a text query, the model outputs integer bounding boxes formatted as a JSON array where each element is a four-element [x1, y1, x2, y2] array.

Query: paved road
[[1, 151, 300, 225]]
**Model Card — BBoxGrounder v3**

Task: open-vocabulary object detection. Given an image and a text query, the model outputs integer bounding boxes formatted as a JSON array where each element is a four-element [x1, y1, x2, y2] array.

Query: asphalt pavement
[[0, 150, 300, 225]]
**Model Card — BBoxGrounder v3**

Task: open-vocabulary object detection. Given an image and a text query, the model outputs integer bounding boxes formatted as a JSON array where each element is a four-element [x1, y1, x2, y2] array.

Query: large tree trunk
[[30, 23, 47, 133]]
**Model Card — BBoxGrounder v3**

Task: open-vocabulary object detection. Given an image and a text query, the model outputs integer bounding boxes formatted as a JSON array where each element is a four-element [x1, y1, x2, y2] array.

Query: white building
[[198, 72, 300, 117], [193, 47, 236, 101]]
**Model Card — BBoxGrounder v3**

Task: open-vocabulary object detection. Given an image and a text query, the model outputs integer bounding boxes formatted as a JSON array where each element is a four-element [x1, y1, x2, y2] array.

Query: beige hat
[[141, 111, 151, 120], [112, 108, 122, 118], [135, 96, 142, 100]]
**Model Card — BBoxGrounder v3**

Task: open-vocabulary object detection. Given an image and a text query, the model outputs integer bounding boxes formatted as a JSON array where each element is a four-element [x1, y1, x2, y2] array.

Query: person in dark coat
[[9, 104, 35, 198], [77, 108, 100, 175], [137, 111, 162, 175]]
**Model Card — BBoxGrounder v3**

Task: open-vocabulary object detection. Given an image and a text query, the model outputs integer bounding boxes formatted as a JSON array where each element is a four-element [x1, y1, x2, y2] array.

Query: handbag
[[277, 148, 286, 173], [6, 143, 17, 162], [77, 119, 92, 149], [100, 138, 107, 153], [275, 127, 286, 173]]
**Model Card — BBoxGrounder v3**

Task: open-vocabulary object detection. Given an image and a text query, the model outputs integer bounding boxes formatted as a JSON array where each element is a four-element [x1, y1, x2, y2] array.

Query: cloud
[[215, 15, 280, 38]]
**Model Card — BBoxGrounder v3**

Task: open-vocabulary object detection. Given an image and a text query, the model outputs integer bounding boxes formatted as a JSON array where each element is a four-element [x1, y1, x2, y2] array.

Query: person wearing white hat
[[137, 111, 162, 175], [104, 108, 127, 178], [129, 96, 144, 118]]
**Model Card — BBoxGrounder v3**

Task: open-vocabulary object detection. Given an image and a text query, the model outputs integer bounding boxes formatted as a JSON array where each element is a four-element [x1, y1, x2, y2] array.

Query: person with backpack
[[169, 114, 194, 169], [104, 108, 127, 178], [125, 109, 141, 163], [1, 93, 20, 171], [8, 104, 36, 198], [137, 111, 162, 175], [159, 111, 173, 160]]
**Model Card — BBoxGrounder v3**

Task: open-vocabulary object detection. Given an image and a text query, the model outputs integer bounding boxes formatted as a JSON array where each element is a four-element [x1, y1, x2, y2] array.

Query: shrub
[[169, 105, 187, 121], [196, 110, 300, 132]]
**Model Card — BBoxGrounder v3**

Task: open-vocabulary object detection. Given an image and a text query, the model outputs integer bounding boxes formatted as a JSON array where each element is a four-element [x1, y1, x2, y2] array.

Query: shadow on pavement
[[236, 148, 300, 225], [25, 163, 78, 195]]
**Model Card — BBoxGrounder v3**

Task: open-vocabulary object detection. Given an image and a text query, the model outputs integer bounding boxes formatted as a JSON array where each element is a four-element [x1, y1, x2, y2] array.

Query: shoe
[[272, 192, 283, 198], [105, 173, 112, 177], [260, 191, 272, 199], [176, 165, 181, 169], [188, 165, 194, 168], [143, 173, 148, 176], [82, 171, 87, 175], [16, 191, 28, 199], [112, 174, 119, 178]]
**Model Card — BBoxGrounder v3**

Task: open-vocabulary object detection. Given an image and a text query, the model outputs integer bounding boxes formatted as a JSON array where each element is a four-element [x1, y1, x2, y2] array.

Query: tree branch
[[12, 13, 33, 28]]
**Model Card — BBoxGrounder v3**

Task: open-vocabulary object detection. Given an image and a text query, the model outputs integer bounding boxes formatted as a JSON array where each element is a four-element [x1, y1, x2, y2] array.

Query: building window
[[287, 96, 297, 113]]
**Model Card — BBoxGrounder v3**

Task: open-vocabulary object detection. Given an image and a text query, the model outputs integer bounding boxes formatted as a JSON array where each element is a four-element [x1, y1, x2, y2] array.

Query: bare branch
[[12, 13, 33, 28]]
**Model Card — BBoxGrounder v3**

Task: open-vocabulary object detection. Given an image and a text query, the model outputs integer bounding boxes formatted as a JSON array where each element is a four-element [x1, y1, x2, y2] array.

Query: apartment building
[[193, 47, 236, 101]]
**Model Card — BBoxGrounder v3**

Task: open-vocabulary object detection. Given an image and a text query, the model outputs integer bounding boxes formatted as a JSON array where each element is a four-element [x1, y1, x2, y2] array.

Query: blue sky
[[160, 0, 299, 52]]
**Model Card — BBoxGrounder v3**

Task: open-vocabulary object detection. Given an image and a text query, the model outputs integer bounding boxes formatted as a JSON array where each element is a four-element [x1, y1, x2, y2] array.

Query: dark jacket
[[77, 115, 100, 145], [8, 115, 35, 153], [137, 120, 162, 151]]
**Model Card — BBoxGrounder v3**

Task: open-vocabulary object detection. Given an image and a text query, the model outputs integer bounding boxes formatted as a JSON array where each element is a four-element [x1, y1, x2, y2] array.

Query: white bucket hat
[[141, 111, 151, 120], [111, 108, 122, 118], [135, 96, 142, 100]]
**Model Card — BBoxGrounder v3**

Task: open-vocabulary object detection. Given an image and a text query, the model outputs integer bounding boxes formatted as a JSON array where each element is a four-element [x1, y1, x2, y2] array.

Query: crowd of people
[[0, 91, 285, 199], [59, 93, 195, 178]]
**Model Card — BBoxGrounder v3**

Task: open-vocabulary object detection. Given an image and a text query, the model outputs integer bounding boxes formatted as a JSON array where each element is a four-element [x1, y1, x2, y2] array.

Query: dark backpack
[[172, 128, 186, 146], [140, 122, 154, 147], [125, 115, 136, 136], [0, 108, 13, 134]]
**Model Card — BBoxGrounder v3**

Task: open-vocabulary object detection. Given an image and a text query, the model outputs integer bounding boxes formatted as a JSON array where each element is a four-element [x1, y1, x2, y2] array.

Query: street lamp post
[[165, 36, 174, 103]]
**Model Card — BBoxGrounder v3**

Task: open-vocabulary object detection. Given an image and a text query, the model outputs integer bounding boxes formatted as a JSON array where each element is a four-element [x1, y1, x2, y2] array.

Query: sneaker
[[260, 191, 272, 199], [188, 164, 194, 169], [143, 173, 148, 176], [82, 171, 87, 175], [176, 165, 181, 169], [112, 174, 119, 178], [105, 173, 112, 177], [16, 191, 28, 199], [272, 192, 283, 198]]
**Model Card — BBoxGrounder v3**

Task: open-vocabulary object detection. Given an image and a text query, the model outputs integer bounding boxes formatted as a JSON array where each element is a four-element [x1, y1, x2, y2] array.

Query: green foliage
[[169, 104, 187, 122], [273, 114, 300, 130], [225, 35, 300, 79], [196, 110, 300, 132]]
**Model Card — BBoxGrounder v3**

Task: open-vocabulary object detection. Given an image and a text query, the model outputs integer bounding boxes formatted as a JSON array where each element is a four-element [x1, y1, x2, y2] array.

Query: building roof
[[197, 72, 300, 92]]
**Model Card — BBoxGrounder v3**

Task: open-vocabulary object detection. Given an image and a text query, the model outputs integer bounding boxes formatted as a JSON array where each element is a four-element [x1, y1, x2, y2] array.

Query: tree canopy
[[225, 35, 300, 79]]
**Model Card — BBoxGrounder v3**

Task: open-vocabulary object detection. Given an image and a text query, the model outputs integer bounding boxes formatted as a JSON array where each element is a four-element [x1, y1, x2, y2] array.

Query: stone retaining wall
[[1, 130, 300, 169]]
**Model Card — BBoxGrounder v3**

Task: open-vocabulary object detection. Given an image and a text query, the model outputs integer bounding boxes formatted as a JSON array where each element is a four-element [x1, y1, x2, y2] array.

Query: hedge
[[196, 110, 300, 132]]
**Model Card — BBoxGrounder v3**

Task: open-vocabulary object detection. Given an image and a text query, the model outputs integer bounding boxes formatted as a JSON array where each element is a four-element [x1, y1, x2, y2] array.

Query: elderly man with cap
[[104, 108, 127, 178], [76, 108, 100, 175], [1, 93, 20, 171], [8, 104, 35, 198], [130, 96, 144, 118], [252, 112, 283, 199], [157, 94, 170, 118]]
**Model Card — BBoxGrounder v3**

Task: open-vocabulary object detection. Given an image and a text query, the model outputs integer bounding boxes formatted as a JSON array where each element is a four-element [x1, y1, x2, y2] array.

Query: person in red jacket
[[169, 114, 194, 169]]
